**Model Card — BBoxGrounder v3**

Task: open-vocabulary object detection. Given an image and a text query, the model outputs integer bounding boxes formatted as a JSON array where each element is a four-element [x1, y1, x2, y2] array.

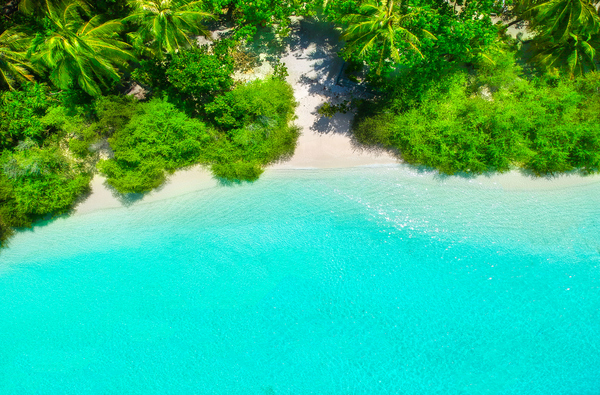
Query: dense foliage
[[325, 0, 498, 80], [204, 78, 299, 180], [0, 0, 305, 246], [29, 0, 134, 96], [165, 42, 235, 107], [124, 0, 213, 57], [0, 83, 49, 149], [98, 98, 213, 192], [202, 0, 317, 38], [325, 0, 600, 176], [100, 78, 297, 193], [354, 48, 600, 175]]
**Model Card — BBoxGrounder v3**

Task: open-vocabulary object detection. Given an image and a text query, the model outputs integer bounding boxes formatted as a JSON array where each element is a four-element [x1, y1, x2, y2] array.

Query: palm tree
[[29, 0, 135, 96], [532, 32, 597, 76], [123, 0, 214, 58], [0, 29, 35, 90], [524, 0, 600, 76], [18, 0, 59, 14], [529, 0, 600, 41], [340, 0, 435, 74]]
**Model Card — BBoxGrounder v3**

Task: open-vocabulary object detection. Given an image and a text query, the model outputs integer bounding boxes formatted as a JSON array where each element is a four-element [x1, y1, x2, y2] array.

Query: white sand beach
[[74, 18, 600, 215]]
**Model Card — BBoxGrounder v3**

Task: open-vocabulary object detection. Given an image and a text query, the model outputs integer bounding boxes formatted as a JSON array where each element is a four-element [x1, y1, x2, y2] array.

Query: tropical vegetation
[[1, 0, 600, 246], [123, 0, 213, 57], [29, 0, 134, 96]]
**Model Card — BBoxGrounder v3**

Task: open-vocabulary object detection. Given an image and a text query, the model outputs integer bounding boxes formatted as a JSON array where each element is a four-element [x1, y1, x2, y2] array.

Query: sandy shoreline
[[74, 19, 600, 215]]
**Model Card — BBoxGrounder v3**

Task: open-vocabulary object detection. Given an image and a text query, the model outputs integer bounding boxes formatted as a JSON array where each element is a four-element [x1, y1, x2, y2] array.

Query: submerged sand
[[74, 18, 600, 215]]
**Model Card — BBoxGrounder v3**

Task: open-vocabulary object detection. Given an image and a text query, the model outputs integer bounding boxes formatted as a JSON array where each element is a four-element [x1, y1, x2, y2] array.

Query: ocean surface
[[1, 166, 599, 394]]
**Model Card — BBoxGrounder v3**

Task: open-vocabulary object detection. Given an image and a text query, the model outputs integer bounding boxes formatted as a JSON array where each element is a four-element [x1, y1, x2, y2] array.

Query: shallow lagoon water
[[1, 166, 599, 394]]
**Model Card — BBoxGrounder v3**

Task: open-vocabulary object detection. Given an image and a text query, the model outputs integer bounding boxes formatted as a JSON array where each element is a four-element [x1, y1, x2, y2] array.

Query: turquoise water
[[1, 166, 599, 394]]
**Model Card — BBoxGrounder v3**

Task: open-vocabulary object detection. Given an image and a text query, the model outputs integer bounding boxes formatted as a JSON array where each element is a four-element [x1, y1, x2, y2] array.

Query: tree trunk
[[505, 18, 524, 28], [225, 4, 235, 22]]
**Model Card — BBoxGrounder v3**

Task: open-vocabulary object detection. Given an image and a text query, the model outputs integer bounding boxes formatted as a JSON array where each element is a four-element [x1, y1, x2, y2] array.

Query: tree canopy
[[29, 0, 134, 95], [0, 29, 34, 90], [124, 0, 213, 57]]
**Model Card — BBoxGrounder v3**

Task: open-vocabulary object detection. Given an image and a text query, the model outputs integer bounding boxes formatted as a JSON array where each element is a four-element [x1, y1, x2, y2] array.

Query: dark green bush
[[93, 95, 140, 136]]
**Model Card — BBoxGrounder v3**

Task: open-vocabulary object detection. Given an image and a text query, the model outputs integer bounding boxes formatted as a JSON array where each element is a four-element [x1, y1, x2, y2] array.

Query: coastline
[[75, 18, 600, 216], [74, 165, 600, 216]]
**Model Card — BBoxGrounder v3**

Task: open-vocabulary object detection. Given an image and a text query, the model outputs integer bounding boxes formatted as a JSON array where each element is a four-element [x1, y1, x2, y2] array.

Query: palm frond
[[341, 0, 430, 74], [125, 0, 214, 56], [28, 0, 135, 95], [0, 29, 37, 90]]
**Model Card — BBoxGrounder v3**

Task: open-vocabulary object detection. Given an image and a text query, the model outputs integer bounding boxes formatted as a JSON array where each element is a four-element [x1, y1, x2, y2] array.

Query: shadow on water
[[1, 179, 97, 249], [103, 180, 147, 207], [400, 161, 600, 182], [6, 213, 70, 245], [213, 176, 257, 187]]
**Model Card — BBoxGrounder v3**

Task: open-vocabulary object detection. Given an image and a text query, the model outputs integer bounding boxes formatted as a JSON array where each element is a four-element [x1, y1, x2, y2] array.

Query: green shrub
[[205, 78, 296, 131], [93, 95, 140, 136], [355, 65, 600, 175], [68, 138, 91, 158], [101, 78, 299, 189], [166, 44, 234, 105], [0, 176, 20, 245], [203, 78, 298, 179], [0, 145, 91, 236], [98, 159, 166, 193], [0, 85, 98, 247], [99, 97, 214, 193], [211, 161, 264, 181], [0, 83, 52, 149]]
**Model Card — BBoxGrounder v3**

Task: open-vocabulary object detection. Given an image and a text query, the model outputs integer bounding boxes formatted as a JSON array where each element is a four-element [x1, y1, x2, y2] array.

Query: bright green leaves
[[202, 0, 314, 40], [98, 97, 214, 193], [124, 0, 214, 57], [203, 78, 298, 181], [340, 0, 434, 75], [333, 0, 498, 79], [0, 142, 91, 248], [29, 1, 134, 96], [99, 78, 298, 191], [0, 83, 52, 149], [0, 145, 90, 215], [165, 43, 234, 104], [0, 29, 36, 90], [0, 81, 94, 247], [354, 63, 600, 175]]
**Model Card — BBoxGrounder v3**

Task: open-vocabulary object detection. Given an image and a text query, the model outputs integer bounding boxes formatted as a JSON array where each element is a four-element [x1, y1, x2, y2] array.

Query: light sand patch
[[74, 167, 218, 215], [270, 17, 397, 169]]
